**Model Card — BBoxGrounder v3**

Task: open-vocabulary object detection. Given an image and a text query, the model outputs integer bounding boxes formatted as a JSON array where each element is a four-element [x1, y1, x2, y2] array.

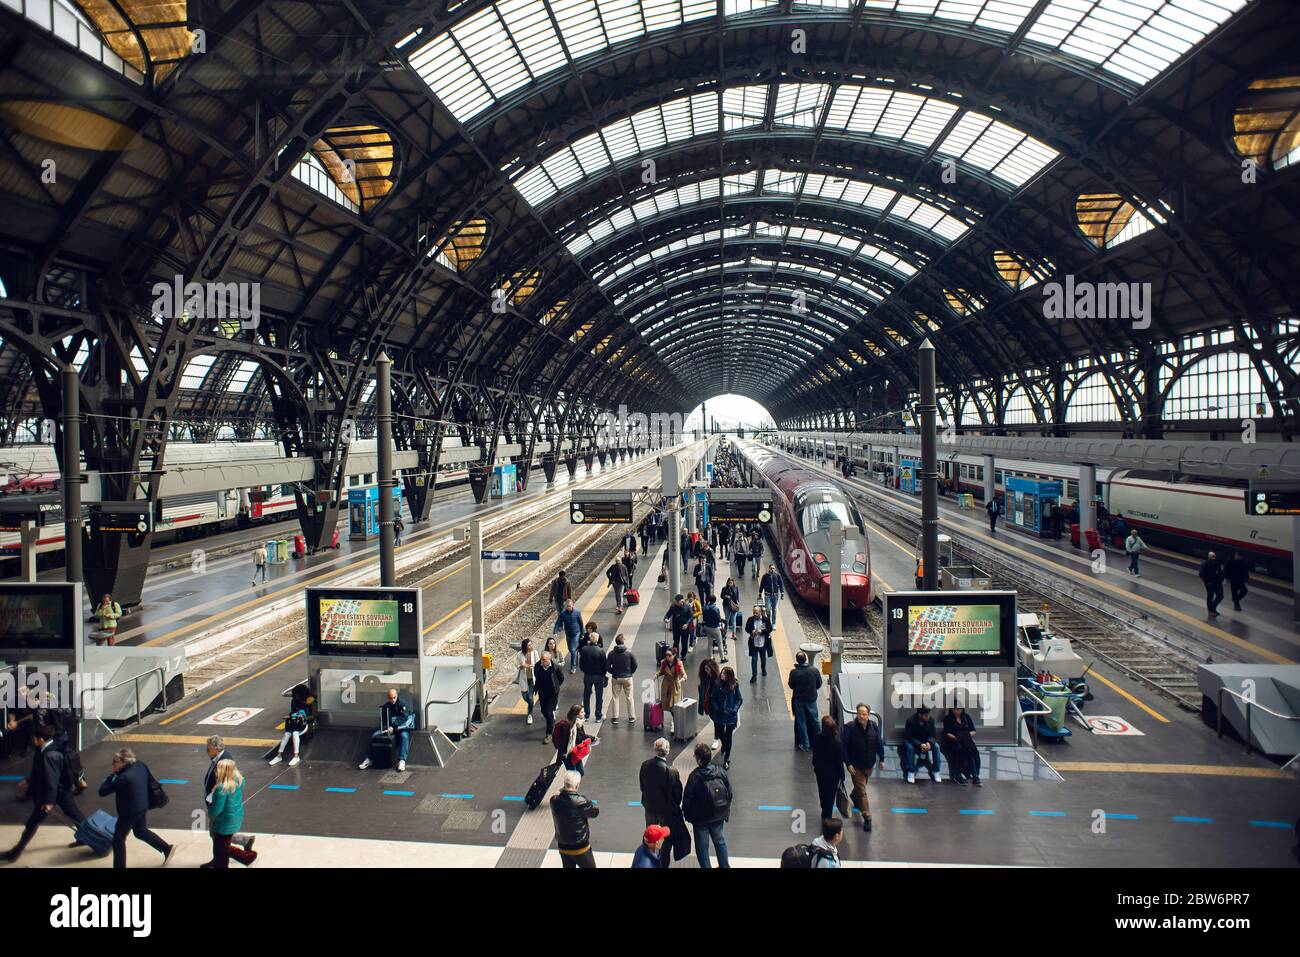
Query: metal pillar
[[376, 352, 396, 587], [20, 519, 36, 582], [919, 340, 939, 590], [982, 455, 995, 503], [828, 519, 844, 637], [1293, 516, 1299, 624], [669, 504, 682, 598], [469, 517, 486, 692], [1079, 464, 1097, 542], [61, 366, 81, 584]]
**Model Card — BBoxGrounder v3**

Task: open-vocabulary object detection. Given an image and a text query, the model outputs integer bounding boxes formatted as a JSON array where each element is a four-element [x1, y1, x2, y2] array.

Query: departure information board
[[570, 497, 633, 524], [1247, 483, 1300, 516]]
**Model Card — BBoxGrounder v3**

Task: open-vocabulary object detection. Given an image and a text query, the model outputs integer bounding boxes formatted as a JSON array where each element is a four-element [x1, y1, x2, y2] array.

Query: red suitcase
[[624, 587, 640, 606]]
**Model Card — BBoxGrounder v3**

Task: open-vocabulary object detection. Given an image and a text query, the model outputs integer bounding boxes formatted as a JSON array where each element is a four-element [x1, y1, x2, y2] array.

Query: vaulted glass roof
[[507, 83, 1059, 209], [409, 0, 1249, 128]]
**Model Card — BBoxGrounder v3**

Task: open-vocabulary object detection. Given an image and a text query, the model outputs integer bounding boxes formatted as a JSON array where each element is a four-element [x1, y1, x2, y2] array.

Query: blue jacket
[[553, 608, 584, 642], [99, 761, 151, 819], [209, 781, 245, 835], [710, 682, 743, 726], [631, 843, 662, 868]]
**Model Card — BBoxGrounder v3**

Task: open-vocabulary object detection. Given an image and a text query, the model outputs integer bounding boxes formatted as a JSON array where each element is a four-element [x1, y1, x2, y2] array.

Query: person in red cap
[[632, 824, 671, 869]]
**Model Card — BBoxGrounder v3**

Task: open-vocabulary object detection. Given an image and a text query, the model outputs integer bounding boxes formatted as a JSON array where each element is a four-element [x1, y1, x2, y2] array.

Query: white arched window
[[1002, 385, 1040, 425], [1065, 372, 1123, 422], [1163, 352, 1273, 419]]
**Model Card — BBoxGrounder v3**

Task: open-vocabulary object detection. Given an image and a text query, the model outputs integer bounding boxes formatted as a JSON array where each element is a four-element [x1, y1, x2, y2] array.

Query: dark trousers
[[10, 794, 86, 855], [583, 675, 605, 719], [539, 698, 558, 735], [674, 629, 690, 658], [210, 832, 256, 868], [815, 773, 839, 822], [715, 722, 735, 760], [1205, 582, 1224, 614], [1229, 580, 1248, 608], [988, 514, 998, 533], [113, 811, 169, 869], [559, 846, 596, 868]]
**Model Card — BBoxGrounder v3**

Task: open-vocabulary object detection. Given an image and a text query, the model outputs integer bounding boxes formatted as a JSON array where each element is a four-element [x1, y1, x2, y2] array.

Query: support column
[[469, 518, 486, 699], [376, 353, 396, 587], [919, 340, 938, 590], [61, 367, 81, 584], [1079, 464, 1097, 543], [1292, 515, 1299, 624], [828, 519, 844, 636], [669, 503, 682, 598], [20, 519, 37, 582], [982, 454, 995, 504]]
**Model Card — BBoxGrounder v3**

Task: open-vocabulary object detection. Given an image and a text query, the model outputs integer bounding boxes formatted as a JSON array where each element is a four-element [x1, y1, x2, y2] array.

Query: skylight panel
[[772, 84, 830, 127], [554, 0, 608, 59], [722, 86, 769, 130], [180, 354, 216, 389], [875, 90, 927, 139], [409, 33, 493, 120], [500, 0, 567, 77], [225, 359, 260, 393]]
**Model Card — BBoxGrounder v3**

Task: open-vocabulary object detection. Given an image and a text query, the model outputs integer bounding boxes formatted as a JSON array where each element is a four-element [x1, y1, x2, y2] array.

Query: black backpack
[[698, 774, 731, 823], [780, 843, 832, 868]]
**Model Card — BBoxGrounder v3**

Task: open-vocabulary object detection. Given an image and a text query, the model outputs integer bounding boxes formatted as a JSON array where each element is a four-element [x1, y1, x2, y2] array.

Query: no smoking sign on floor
[[1085, 715, 1143, 736], [198, 706, 264, 727]]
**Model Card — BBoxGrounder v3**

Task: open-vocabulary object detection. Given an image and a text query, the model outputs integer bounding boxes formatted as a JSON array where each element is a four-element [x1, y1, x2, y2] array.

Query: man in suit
[[98, 748, 174, 869], [205, 735, 253, 851], [1, 724, 86, 862]]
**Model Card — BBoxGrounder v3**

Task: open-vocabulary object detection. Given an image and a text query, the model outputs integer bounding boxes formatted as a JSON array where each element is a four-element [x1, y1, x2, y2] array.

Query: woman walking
[[516, 638, 538, 726], [204, 758, 257, 868], [720, 577, 742, 642], [657, 649, 685, 736], [709, 667, 743, 770], [94, 593, 122, 646], [697, 657, 720, 737], [812, 716, 844, 822], [732, 533, 749, 580]]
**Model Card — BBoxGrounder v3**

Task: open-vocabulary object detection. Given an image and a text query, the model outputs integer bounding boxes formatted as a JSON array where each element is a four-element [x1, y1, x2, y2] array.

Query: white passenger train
[[799, 443, 1293, 580], [0, 441, 474, 560]]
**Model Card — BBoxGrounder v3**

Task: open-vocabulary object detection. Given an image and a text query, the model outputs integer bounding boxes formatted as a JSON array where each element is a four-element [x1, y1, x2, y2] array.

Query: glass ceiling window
[[612, 256, 895, 307], [291, 150, 360, 214], [510, 84, 1056, 210], [180, 354, 216, 389], [225, 360, 260, 393]]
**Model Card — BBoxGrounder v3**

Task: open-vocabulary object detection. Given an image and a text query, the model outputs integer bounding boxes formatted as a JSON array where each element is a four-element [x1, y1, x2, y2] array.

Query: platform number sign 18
[[403, 601, 414, 614]]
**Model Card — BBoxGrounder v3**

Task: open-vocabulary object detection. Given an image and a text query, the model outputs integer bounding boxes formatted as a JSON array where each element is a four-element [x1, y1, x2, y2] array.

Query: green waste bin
[[1040, 683, 1069, 731]]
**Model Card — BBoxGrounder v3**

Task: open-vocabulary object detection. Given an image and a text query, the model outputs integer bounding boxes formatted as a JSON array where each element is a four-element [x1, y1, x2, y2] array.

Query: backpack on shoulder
[[780, 843, 831, 868]]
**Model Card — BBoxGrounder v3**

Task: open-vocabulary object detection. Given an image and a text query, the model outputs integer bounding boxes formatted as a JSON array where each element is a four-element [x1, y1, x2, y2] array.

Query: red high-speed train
[[734, 440, 873, 611]]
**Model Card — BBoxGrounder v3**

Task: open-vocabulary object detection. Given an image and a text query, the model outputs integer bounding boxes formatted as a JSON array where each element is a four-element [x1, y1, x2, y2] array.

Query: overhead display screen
[[885, 591, 1015, 666], [0, 583, 78, 650], [570, 498, 633, 524], [306, 588, 421, 658]]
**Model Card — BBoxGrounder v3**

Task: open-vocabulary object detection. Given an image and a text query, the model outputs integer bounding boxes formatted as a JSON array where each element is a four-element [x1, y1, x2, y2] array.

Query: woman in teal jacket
[[204, 759, 258, 868]]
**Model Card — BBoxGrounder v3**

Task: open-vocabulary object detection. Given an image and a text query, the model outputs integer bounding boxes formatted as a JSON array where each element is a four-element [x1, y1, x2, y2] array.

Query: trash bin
[[266, 538, 280, 564], [1069, 522, 1080, 548], [293, 534, 306, 559], [331, 528, 340, 549], [1084, 529, 1101, 552]]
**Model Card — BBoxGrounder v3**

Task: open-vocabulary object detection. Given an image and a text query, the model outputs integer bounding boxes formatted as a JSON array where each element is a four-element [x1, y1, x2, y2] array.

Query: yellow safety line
[[160, 649, 305, 726], [1083, 669, 1170, 723], [111, 733, 280, 748], [1051, 761, 1288, 779]]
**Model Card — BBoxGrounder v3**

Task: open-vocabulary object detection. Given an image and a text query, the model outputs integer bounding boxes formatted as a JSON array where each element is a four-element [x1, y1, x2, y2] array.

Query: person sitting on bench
[[269, 685, 315, 767], [359, 689, 414, 772], [902, 705, 942, 784]]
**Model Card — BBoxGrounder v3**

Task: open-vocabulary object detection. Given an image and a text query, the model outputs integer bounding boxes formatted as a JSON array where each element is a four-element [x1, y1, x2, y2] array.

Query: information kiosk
[[304, 586, 470, 766], [1004, 476, 1061, 537], [882, 590, 1020, 745], [347, 485, 404, 540]]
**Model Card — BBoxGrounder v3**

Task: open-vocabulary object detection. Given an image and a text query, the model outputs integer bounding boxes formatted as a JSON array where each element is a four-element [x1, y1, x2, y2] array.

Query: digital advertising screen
[[885, 591, 1015, 666], [306, 588, 420, 658], [0, 583, 78, 651]]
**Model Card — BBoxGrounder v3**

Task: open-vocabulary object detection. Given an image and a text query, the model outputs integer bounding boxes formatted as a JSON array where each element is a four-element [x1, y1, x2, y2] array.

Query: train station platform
[[4, 523, 1295, 870]]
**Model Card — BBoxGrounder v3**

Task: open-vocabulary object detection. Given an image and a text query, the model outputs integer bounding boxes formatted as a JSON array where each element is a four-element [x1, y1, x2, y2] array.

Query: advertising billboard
[[306, 587, 421, 658]]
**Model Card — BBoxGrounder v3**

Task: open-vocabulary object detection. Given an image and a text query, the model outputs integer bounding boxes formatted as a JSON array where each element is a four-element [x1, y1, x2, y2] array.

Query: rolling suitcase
[[624, 588, 640, 606], [655, 640, 670, 664], [671, 698, 699, 742], [367, 733, 394, 769], [643, 702, 664, 732], [75, 809, 116, 857], [524, 760, 560, 810]]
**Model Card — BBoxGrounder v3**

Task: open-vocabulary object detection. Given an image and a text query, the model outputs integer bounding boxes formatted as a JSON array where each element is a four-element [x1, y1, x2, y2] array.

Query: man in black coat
[[533, 651, 565, 740], [550, 770, 599, 868], [1225, 552, 1251, 611], [638, 738, 683, 869], [1199, 551, 1226, 617], [578, 636, 608, 721], [787, 651, 823, 752], [1, 724, 86, 862], [98, 748, 173, 869]]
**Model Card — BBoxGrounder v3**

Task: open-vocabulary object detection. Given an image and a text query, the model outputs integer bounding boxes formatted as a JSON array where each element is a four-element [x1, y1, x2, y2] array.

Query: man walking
[[553, 598, 584, 673], [986, 497, 1000, 535], [638, 738, 682, 869], [1199, 551, 1226, 617], [533, 651, 564, 740], [607, 557, 631, 615], [578, 634, 608, 721], [204, 736, 254, 852], [759, 564, 784, 622], [98, 748, 175, 869], [683, 741, 732, 868], [1, 724, 87, 862], [550, 771, 599, 868], [550, 570, 572, 617], [787, 651, 822, 752], [251, 544, 267, 587], [841, 704, 885, 832], [1226, 552, 1250, 611], [1124, 528, 1146, 577]]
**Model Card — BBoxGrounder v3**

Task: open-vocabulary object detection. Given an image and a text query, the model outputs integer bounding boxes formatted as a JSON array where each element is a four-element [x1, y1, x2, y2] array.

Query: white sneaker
[[289, 755, 300, 768], [906, 772, 916, 784], [358, 758, 372, 770], [268, 755, 282, 766], [527, 714, 533, 725], [712, 739, 722, 752], [397, 760, 406, 772], [933, 772, 942, 783]]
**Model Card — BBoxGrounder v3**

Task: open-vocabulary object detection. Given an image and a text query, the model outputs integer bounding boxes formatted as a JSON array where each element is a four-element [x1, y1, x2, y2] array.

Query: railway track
[[766, 445, 1216, 711]]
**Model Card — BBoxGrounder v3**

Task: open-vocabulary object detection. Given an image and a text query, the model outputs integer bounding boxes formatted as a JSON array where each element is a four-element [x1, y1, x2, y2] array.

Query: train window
[[799, 500, 853, 537], [280, 484, 292, 497], [1067, 481, 1078, 499], [975, 466, 983, 480], [995, 471, 1004, 484]]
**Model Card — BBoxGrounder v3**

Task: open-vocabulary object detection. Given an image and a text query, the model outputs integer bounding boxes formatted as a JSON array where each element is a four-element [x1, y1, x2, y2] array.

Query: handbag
[[569, 737, 592, 764], [147, 772, 169, 810], [834, 777, 851, 818]]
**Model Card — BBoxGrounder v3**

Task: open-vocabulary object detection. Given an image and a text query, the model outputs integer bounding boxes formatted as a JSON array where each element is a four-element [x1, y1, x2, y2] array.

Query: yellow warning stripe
[[1082, 669, 1170, 723], [160, 649, 305, 726], [111, 733, 280, 747], [1052, 761, 1289, 779]]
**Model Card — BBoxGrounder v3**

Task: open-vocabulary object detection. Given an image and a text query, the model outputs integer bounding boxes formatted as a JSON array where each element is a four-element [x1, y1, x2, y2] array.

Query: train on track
[[733, 440, 873, 611], [779, 440, 1294, 580]]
